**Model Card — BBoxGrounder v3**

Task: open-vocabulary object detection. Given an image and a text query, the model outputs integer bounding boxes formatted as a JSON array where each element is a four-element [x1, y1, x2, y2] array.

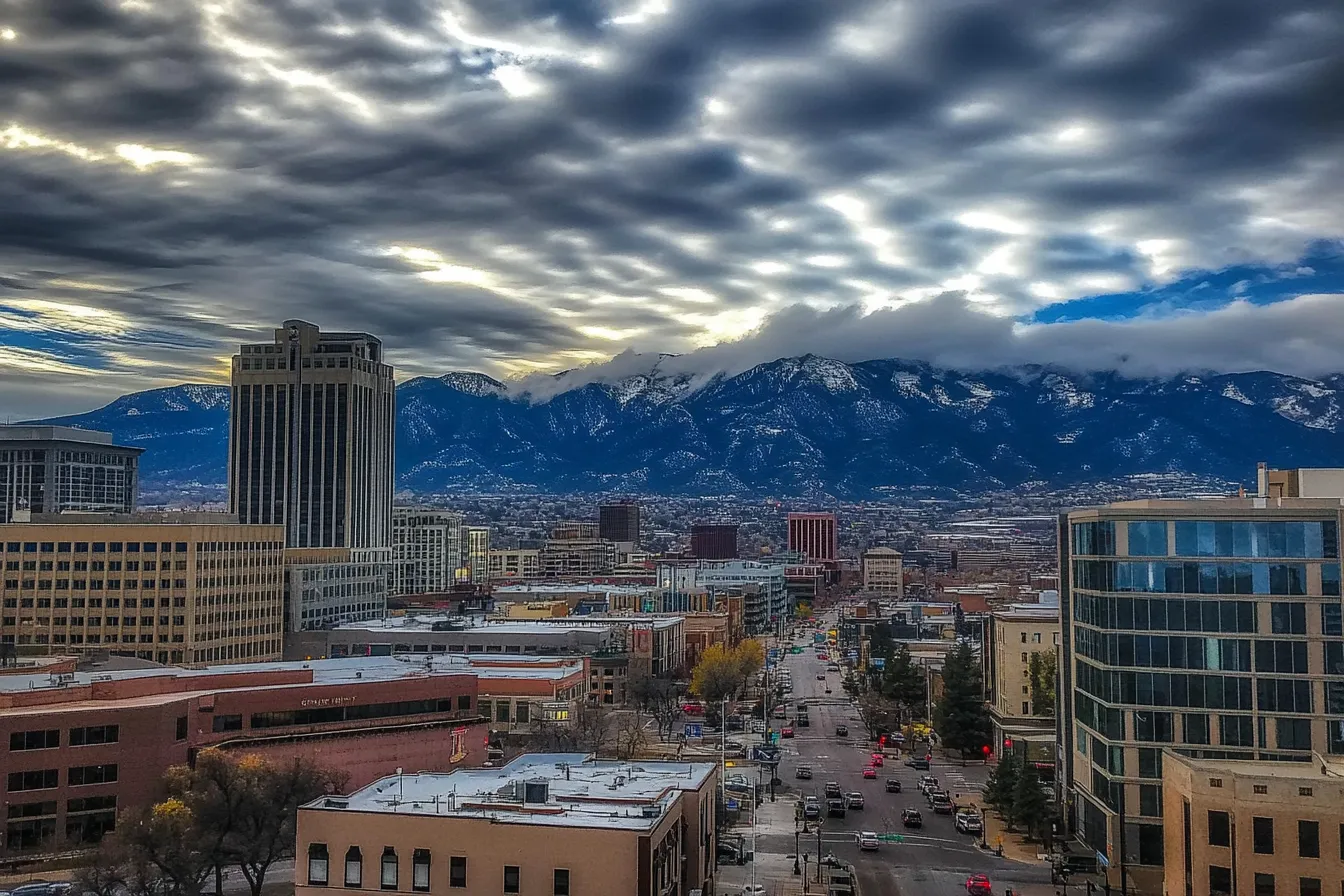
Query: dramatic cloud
[[1, 0, 1342, 418]]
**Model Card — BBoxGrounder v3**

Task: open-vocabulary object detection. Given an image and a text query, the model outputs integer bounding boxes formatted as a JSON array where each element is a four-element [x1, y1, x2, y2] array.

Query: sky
[[1, 0, 1343, 419]]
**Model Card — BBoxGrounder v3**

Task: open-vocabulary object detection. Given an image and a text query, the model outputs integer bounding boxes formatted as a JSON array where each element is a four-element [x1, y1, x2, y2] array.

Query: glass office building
[[1059, 499, 1344, 875]]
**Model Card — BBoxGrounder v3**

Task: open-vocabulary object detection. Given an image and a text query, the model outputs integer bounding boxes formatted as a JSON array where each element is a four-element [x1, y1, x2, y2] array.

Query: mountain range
[[30, 356, 1344, 498]]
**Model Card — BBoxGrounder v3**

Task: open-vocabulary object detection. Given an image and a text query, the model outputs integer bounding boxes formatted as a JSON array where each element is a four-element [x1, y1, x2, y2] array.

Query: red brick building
[[0, 657, 491, 855]]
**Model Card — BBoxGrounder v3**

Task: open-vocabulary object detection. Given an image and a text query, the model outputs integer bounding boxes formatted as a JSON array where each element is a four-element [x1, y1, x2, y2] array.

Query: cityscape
[[2, 3, 1344, 896]]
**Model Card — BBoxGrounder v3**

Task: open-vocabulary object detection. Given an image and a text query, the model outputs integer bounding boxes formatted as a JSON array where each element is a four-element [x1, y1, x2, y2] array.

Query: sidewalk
[[717, 796, 811, 896], [955, 793, 1051, 866]]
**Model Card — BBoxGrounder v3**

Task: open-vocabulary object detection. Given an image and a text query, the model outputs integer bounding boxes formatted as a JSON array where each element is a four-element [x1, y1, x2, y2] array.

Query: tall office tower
[[690, 523, 739, 560], [462, 526, 491, 585], [787, 512, 837, 562], [229, 319, 395, 551], [599, 501, 640, 546], [1059, 497, 1343, 880], [229, 320, 395, 651], [0, 426, 142, 524], [392, 508, 463, 595]]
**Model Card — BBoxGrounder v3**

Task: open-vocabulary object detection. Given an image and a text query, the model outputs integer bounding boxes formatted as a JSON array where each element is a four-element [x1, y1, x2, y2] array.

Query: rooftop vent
[[641, 805, 662, 818], [523, 779, 549, 805], [323, 798, 349, 809]]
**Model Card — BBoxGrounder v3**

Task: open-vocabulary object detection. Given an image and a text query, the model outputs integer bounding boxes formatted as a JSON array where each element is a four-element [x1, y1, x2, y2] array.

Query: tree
[[1028, 650, 1058, 717], [629, 671, 685, 742], [983, 752, 1021, 823], [614, 712, 648, 760], [1011, 756, 1050, 841], [931, 642, 992, 755], [691, 641, 761, 709], [855, 691, 898, 741], [571, 700, 614, 755], [116, 799, 215, 896], [732, 639, 766, 698], [882, 645, 927, 721]]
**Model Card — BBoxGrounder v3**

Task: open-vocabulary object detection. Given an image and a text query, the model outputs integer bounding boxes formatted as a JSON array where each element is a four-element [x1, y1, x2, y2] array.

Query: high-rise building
[[0, 513, 286, 665], [229, 321, 395, 647], [787, 512, 837, 562], [1059, 496, 1344, 883], [228, 319, 395, 552], [598, 501, 640, 546], [690, 523, 738, 560], [0, 426, 142, 524], [392, 508, 463, 595], [861, 547, 903, 596], [462, 526, 491, 585]]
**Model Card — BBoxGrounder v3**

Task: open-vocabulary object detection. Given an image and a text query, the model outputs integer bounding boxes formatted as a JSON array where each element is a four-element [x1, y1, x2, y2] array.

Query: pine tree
[[983, 752, 1020, 820], [1011, 755, 1049, 841], [882, 644, 928, 721], [931, 642, 992, 754]]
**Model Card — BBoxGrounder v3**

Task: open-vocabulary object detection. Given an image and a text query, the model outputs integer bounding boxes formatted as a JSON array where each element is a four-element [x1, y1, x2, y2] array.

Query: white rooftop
[[332, 616, 618, 635], [309, 753, 717, 831], [494, 583, 655, 595]]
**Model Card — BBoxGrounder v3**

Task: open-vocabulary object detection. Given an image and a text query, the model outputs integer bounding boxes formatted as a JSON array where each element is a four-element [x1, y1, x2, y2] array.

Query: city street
[[747, 615, 1054, 896]]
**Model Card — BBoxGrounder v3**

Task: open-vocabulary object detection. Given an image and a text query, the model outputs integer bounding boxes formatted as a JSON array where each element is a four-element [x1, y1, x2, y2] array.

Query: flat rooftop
[[494, 583, 655, 595], [0, 425, 128, 447], [311, 752, 717, 831], [336, 615, 681, 633], [1167, 751, 1344, 780]]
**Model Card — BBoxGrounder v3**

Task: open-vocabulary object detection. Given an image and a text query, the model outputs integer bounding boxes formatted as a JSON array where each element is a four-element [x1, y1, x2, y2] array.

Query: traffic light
[[879, 735, 887, 747], [1003, 737, 1013, 750], [981, 745, 991, 756]]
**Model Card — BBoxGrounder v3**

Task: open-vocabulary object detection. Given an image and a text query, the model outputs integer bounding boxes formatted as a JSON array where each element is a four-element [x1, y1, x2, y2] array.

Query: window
[[345, 847, 362, 887], [1138, 748, 1162, 778], [1139, 784, 1161, 817], [308, 844, 330, 886], [176, 716, 188, 741], [1298, 879, 1321, 896], [212, 714, 243, 733], [516, 702, 530, 724], [1208, 810, 1231, 846], [68, 764, 118, 786], [1128, 521, 1168, 556], [1183, 713, 1210, 745], [1220, 715, 1254, 747], [1253, 817, 1275, 854], [1255, 874, 1275, 896], [1299, 820, 1320, 858], [504, 865, 520, 894], [1277, 718, 1313, 751], [554, 868, 570, 896], [1210, 866, 1232, 896], [7, 769, 58, 792], [412, 850, 430, 892], [70, 725, 119, 746], [381, 847, 398, 889], [1134, 711, 1173, 742], [10, 730, 60, 751], [457, 695, 471, 711], [450, 856, 467, 888]]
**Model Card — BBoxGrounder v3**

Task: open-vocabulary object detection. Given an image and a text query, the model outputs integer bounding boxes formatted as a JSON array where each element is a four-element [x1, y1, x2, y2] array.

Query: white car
[[740, 885, 768, 896], [858, 831, 880, 851]]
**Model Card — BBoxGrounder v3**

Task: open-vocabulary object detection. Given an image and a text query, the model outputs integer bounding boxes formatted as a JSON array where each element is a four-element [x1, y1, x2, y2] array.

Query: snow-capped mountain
[[30, 357, 1344, 497]]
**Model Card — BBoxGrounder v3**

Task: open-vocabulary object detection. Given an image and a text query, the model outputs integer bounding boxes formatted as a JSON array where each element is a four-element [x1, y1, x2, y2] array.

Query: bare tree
[[572, 701, 614, 755], [629, 671, 685, 742], [615, 712, 648, 760], [856, 692, 898, 742]]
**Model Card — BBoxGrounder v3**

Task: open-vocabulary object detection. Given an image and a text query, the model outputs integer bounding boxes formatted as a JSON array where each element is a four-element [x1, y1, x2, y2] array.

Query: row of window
[[5, 596, 187, 607], [1207, 868, 1329, 896], [2, 542, 190, 554], [1072, 519, 1339, 559], [211, 696, 473, 734], [8, 795, 117, 818], [309, 846, 571, 895], [9, 726, 119, 751], [8, 765, 117, 792], [1075, 595, 1341, 635], [1072, 560, 1338, 597], [1074, 662, 1260, 711], [4, 559, 185, 571], [1208, 812, 1344, 861]]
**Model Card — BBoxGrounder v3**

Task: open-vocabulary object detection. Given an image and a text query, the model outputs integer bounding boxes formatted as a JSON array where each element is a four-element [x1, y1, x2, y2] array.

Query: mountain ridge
[[30, 357, 1344, 497]]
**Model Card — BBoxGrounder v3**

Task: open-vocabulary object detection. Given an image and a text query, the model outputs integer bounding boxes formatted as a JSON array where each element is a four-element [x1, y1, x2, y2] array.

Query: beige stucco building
[[983, 599, 1060, 760], [1162, 751, 1344, 896], [296, 753, 719, 896], [0, 513, 286, 665], [861, 547, 903, 596]]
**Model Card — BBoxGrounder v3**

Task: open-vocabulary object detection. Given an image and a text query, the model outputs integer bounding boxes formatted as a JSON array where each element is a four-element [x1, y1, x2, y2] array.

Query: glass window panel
[[1197, 522, 1217, 557], [1287, 523, 1306, 558], [1304, 523, 1324, 559], [1232, 522, 1254, 558], [1175, 521, 1199, 557]]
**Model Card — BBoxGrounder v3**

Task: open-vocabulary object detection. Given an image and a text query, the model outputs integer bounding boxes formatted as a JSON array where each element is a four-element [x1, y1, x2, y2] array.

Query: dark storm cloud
[[0, 0, 1341, 419]]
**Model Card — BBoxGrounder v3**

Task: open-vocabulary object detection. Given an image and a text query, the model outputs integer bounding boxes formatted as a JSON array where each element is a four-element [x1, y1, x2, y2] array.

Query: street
[[745, 613, 1054, 896]]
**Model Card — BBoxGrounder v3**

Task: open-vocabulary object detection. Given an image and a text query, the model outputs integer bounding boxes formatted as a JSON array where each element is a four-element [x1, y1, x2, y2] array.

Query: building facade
[[598, 502, 640, 546], [862, 547, 904, 596], [1162, 752, 1344, 896], [462, 526, 490, 586], [690, 523, 738, 560], [488, 549, 541, 580], [295, 754, 719, 896], [1059, 498, 1344, 880], [0, 426, 142, 525], [787, 512, 837, 563], [283, 548, 391, 641], [658, 560, 788, 634], [983, 601, 1060, 761], [229, 319, 395, 552], [392, 509, 463, 595], [0, 514, 286, 665]]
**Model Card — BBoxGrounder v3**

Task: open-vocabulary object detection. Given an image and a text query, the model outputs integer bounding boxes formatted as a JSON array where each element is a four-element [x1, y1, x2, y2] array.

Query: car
[[781, 725, 794, 738], [917, 775, 938, 793], [803, 802, 821, 821], [827, 798, 847, 818], [862, 766, 877, 779], [750, 720, 766, 734], [847, 792, 865, 809], [824, 687, 832, 693], [835, 725, 848, 737], [796, 764, 813, 779], [885, 778, 902, 793], [824, 781, 843, 797], [683, 702, 704, 715], [858, 831, 880, 851], [906, 757, 931, 770], [933, 796, 955, 815], [955, 812, 983, 834], [966, 874, 993, 895], [827, 662, 841, 671], [717, 841, 745, 865], [741, 885, 768, 896], [869, 753, 884, 767], [817, 673, 826, 680], [901, 808, 923, 828], [927, 788, 949, 806]]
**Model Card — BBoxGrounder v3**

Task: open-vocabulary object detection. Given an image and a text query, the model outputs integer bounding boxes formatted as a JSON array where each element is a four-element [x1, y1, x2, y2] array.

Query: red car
[[782, 726, 795, 738], [966, 874, 992, 895], [869, 753, 884, 767], [682, 702, 704, 715], [862, 766, 877, 779]]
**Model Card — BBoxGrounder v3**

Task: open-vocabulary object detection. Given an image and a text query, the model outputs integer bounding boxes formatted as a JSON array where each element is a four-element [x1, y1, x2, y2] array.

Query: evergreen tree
[[983, 752, 1020, 820], [1028, 650, 1058, 717], [882, 644, 928, 721], [931, 642, 992, 754], [1011, 755, 1049, 841]]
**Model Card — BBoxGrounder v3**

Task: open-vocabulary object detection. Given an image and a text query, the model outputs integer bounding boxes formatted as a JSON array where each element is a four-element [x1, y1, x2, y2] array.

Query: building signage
[[299, 696, 357, 708], [684, 723, 703, 739]]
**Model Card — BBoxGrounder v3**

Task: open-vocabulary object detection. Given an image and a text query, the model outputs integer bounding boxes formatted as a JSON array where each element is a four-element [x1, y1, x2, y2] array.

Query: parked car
[[825, 781, 843, 797], [741, 885, 768, 896], [966, 874, 993, 895], [862, 766, 877, 779], [835, 724, 848, 737], [901, 808, 923, 828], [826, 798, 847, 818], [858, 831, 880, 851], [795, 764, 813, 780], [683, 702, 704, 715], [906, 757, 931, 770], [885, 778, 902, 793], [816, 673, 826, 680], [955, 812, 983, 834], [717, 841, 745, 865], [847, 792, 865, 809]]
